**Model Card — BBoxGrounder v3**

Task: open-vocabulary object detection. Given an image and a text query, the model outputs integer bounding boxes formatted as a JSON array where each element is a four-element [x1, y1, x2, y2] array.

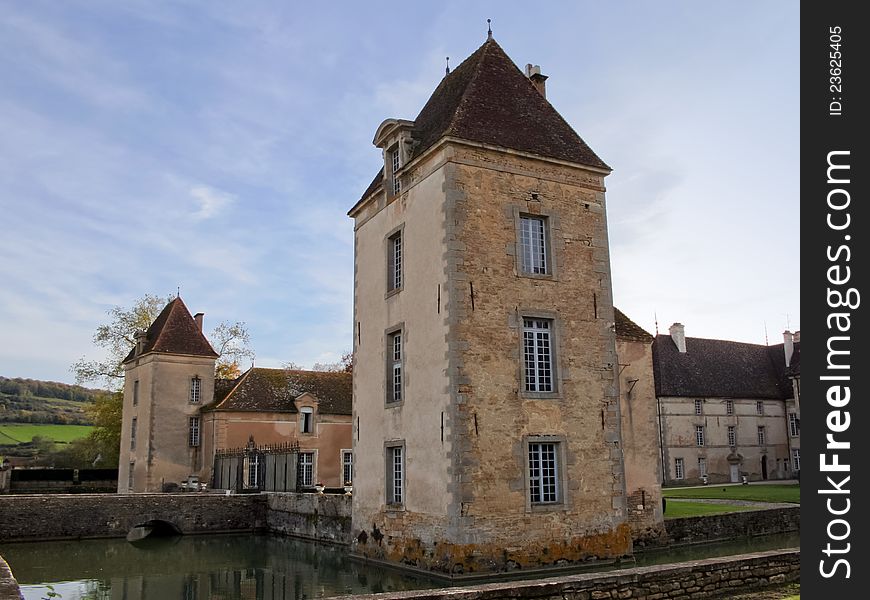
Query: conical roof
[[122, 297, 218, 363]]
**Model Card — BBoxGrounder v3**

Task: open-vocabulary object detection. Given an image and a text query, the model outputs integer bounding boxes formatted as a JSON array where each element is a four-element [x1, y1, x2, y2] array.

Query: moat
[[1, 531, 799, 600]]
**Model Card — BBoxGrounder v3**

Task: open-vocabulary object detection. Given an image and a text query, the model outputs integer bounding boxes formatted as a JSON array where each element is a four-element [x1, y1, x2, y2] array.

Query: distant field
[[0, 423, 94, 444], [663, 484, 800, 504]]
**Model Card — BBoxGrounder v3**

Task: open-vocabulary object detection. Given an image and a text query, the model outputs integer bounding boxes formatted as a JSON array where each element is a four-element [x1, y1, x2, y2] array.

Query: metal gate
[[212, 437, 300, 492]]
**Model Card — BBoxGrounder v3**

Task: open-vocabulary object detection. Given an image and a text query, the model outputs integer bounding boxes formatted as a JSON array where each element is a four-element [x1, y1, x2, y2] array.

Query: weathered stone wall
[[663, 506, 800, 546], [0, 555, 23, 600], [266, 492, 351, 544], [334, 550, 799, 600], [0, 493, 265, 541], [616, 336, 665, 542]]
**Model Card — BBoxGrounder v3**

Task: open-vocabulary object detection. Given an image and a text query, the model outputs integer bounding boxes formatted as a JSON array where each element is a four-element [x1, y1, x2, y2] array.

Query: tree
[[310, 351, 353, 373], [72, 293, 254, 388], [72, 294, 173, 390]]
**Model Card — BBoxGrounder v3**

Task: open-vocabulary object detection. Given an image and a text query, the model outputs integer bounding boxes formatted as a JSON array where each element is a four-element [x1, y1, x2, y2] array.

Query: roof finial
[[487, 18, 492, 40], [654, 311, 659, 336], [445, 56, 450, 75], [177, 286, 180, 298]]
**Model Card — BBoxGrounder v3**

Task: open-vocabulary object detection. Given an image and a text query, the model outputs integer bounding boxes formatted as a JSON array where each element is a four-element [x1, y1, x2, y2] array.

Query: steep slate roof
[[207, 367, 351, 415], [614, 308, 653, 342], [652, 335, 793, 400], [122, 297, 218, 363], [357, 37, 608, 204]]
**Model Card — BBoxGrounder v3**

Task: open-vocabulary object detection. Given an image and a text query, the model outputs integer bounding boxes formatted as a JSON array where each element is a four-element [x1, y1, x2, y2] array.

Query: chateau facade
[[349, 37, 633, 573]]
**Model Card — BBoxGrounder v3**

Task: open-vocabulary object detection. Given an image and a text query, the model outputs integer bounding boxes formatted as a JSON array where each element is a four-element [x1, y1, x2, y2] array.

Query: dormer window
[[300, 406, 314, 434], [390, 145, 401, 195]]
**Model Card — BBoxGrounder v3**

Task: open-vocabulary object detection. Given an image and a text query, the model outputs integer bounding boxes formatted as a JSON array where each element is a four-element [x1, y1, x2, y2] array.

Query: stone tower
[[349, 38, 629, 574], [118, 297, 218, 493]]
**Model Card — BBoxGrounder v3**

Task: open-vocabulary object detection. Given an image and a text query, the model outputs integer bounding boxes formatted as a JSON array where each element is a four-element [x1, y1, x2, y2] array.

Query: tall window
[[387, 330, 403, 403], [188, 416, 201, 447], [757, 426, 766, 446], [727, 425, 737, 447], [725, 399, 733, 415], [788, 413, 799, 437], [519, 215, 549, 275], [756, 400, 764, 415], [128, 462, 134, 490], [133, 380, 139, 406], [695, 425, 705, 447], [247, 454, 259, 488], [390, 147, 401, 195], [698, 457, 707, 477], [523, 318, 554, 392], [386, 445, 404, 505], [674, 458, 685, 480], [299, 452, 314, 487], [528, 442, 559, 504], [189, 377, 201, 404], [694, 399, 703, 415], [342, 451, 353, 485], [130, 417, 137, 450], [387, 231, 402, 292], [792, 449, 801, 472], [300, 407, 313, 434]]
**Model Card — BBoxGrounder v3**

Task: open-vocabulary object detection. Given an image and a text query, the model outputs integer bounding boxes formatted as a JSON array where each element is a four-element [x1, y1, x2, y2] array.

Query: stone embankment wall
[[335, 550, 799, 600], [266, 492, 351, 544], [0, 556, 23, 600], [661, 506, 799, 546]]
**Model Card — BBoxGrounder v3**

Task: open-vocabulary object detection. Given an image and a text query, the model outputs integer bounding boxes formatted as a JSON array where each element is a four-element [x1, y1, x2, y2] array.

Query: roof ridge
[[213, 366, 254, 410], [442, 39, 495, 141]]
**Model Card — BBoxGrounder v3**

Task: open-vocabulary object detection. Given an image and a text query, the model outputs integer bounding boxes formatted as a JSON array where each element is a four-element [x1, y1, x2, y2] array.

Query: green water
[[0, 532, 799, 599]]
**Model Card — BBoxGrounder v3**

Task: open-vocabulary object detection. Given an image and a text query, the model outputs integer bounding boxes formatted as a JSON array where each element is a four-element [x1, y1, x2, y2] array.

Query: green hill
[[0, 376, 106, 426]]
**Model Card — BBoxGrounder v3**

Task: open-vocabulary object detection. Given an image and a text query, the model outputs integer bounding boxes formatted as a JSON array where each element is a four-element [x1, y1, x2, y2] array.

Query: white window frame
[[130, 417, 137, 450], [523, 318, 555, 393], [519, 215, 549, 275], [674, 457, 685, 480], [788, 413, 799, 437], [694, 399, 703, 415], [695, 425, 705, 447], [247, 454, 259, 488], [757, 426, 766, 446], [386, 328, 403, 405], [386, 443, 404, 506], [300, 407, 314, 434], [756, 400, 764, 415], [792, 449, 801, 472], [727, 425, 737, 447], [342, 450, 353, 485], [299, 451, 315, 487], [725, 399, 733, 415], [387, 230, 403, 293], [390, 146, 401, 196], [528, 442, 560, 504], [189, 376, 201, 404], [698, 457, 707, 477], [188, 416, 201, 447]]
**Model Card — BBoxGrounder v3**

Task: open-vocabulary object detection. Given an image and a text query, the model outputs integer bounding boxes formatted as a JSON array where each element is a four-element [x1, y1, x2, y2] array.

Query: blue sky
[[0, 1, 799, 384]]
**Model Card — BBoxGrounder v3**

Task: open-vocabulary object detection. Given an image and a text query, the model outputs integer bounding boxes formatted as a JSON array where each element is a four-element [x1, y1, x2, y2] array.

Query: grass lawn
[[0, 423, 94, 444], [664, 499, 755, 519], [663, 484, 799, 504]]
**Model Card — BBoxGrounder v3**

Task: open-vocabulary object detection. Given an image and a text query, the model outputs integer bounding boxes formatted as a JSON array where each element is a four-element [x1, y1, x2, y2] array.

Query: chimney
[[783, 330, 794, 366], [194, 313, 204, 331], [134, 330, 147, 355], [525, 64, 548, 99], [669, 323, 686, 353]]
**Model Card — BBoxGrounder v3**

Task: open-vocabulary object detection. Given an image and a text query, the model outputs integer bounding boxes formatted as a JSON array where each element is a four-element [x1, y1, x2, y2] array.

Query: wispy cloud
[[190, 185, 235, 220]]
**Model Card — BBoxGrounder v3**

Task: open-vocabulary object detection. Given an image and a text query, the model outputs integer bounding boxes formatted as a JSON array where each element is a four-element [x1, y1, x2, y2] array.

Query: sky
[[0, 1, 799, 385]]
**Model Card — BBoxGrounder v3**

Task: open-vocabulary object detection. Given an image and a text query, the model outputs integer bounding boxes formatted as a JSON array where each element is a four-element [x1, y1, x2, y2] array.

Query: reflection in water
[[0, 531, 799, 600]]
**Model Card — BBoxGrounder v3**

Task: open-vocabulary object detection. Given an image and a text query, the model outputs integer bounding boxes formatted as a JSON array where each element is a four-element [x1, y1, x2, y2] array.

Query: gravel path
[[667, 498, 796, 509]]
